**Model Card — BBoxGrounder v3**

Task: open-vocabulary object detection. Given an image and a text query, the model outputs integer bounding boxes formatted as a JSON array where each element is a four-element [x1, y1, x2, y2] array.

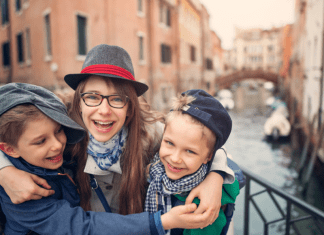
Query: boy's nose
[[98, 98, 112, 115], [170, 151, 182, 164], [51, 137, 64, 151]]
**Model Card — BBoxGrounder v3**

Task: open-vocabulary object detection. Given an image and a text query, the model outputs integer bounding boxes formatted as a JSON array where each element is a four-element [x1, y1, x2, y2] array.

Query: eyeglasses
[[81, 92, 129, 108]]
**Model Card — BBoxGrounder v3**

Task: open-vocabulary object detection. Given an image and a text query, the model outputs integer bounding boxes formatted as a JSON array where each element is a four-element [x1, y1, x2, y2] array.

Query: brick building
[[0, 0, 224, 111], [233, 26, 283, 73]]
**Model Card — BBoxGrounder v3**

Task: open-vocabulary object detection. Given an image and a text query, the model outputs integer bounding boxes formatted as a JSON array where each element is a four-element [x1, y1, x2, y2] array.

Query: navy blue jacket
[[0, 154, 159, 235]]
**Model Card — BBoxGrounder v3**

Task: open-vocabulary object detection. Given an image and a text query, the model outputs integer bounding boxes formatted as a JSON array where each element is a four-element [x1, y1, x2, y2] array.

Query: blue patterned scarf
[[87, 127, 127, 171], [144, 153, 208, 213]]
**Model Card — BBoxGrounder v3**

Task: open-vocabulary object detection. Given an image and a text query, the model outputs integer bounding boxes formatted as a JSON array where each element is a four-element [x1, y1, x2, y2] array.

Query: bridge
[[216, 69, 279, 89]]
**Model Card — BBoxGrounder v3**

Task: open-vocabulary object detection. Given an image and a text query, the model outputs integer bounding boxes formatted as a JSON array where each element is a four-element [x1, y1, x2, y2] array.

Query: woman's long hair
[[70, 76, 164, 214]]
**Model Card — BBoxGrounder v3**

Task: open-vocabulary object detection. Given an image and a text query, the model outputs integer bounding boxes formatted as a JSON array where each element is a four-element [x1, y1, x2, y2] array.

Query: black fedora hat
[[64, 44, 149, 96]]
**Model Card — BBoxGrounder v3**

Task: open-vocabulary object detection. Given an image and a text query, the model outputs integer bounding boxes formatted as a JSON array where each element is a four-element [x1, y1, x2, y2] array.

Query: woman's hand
[[161, 203, 214, 230], [185, 172, 224, 226], [0, 166, 55, 204]]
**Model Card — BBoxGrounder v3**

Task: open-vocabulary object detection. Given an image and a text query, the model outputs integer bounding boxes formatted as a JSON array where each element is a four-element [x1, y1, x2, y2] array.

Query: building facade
[[0, 0, 224, 111], [233, 27, 283, 73]]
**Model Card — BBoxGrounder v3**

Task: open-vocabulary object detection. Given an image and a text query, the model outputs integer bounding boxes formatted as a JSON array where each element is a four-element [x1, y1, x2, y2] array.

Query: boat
[[264, 105, 290, 141]]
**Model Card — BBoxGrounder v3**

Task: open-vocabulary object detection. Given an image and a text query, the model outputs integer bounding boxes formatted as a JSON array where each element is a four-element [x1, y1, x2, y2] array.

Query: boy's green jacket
[[175, 179, 240, 235]]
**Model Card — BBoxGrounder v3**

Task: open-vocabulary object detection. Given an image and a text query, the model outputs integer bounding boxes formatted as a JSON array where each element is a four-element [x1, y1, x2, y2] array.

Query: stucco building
[[233, 27, 283, 73], [0, 0, 225, 111]]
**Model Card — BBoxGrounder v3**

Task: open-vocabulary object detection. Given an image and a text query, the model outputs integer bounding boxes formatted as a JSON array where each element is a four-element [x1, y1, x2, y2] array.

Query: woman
[[0, 44, 238, 231]]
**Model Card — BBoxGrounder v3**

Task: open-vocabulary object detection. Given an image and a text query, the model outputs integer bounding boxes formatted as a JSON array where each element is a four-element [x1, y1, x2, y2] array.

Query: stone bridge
[[216, 69, 279, 89]]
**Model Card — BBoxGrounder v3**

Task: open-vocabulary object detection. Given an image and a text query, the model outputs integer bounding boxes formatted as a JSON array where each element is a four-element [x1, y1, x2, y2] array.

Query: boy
[[145, 89, 241, 235]]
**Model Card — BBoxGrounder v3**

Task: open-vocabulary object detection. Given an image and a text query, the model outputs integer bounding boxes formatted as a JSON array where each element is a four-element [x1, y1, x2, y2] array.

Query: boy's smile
[[159, 115, 212, 180], [9, 116, 66, 170]]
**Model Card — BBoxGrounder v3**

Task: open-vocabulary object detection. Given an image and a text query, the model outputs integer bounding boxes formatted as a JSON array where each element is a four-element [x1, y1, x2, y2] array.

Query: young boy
[[145, 89, 241, 235]]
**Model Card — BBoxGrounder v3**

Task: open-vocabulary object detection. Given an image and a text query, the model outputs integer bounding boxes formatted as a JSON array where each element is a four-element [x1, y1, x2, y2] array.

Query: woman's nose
[[98, 98, 112, 115]]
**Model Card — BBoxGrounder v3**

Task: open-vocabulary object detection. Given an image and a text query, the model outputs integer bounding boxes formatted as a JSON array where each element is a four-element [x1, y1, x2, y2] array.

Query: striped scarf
[[145, 153, 208, 233]]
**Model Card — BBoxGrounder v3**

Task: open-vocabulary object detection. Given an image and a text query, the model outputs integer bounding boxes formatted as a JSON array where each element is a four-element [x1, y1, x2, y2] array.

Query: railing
[[241, 166, 324, 235]]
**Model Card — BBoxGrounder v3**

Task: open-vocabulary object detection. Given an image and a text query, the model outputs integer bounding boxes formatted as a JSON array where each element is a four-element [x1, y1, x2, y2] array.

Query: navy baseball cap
[[0, 83, 86, 144], [180, 89, 232, 152]]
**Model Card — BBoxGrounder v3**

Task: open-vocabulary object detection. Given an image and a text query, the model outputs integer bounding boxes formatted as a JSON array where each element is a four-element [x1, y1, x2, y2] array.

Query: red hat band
[[81, 64, 135, 81]]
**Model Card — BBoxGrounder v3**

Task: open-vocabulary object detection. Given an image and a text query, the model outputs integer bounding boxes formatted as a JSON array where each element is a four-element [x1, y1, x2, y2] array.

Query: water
[[222, 83, 324, 234]]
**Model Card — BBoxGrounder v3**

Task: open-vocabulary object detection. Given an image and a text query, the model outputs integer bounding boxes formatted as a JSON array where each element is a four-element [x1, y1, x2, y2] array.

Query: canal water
[[223, 81, 324, 234]]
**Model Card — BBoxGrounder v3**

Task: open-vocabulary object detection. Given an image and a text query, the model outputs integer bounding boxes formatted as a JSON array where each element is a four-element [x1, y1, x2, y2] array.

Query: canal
[[223, 80, 324, 234]]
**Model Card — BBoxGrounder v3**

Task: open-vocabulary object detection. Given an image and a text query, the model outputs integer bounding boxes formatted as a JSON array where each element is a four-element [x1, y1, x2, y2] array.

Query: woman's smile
[[92, 120, 115, 133]]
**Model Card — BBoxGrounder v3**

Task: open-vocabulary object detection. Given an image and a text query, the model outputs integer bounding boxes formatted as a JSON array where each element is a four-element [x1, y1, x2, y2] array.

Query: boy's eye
[[56, 125, 64, 133], [186, 149, 196, 154], [34, 139, 46, 145], [166, 140, 174, 146]]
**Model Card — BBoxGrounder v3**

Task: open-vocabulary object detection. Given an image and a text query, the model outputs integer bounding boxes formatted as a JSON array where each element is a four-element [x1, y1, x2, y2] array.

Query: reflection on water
[[223, 82, 324, 234]]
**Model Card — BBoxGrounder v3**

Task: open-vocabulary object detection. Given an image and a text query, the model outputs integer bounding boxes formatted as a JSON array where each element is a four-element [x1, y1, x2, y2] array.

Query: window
[[313, 36, 318, 67], [206, 58, 213, 70], [159, 2, 171, 27], [190, 45, 196, 62], [15, 0, 21, 11], [26, 28, 31, 61], [161, 44, 171, 63], [206, 82, 210, 90], [77, 15, 87, 55], [44, 13, 52, 56], [138, 0, 143, 13], [159, 2, 163, 23], [2, 41, 10, 66], [1, 0, 9, 25], [16, 32, 24, 63], [139, 36, 144, 61], [268, 45, 274, 52], [166, 8, 171, 26]]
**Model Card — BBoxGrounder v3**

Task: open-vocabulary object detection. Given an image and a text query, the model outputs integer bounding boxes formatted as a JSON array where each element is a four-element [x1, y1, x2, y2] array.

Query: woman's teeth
[[94, 121, 113, 129]]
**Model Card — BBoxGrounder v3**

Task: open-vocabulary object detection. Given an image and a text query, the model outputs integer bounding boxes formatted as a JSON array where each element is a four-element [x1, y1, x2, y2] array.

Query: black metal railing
[[241, 166, 324, 235]]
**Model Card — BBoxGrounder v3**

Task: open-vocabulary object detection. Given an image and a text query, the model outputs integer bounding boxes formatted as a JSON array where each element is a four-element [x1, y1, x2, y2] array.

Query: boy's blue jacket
[[0, 154, 159, 235]]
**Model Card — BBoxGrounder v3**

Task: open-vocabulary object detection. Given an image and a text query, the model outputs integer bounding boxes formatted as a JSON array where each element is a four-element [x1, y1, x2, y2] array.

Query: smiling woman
[[79, 76, 129, 143]]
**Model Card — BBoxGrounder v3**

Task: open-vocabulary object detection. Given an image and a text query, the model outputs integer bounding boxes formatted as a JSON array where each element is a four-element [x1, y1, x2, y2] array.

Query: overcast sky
[[199, 0, 295, 49]]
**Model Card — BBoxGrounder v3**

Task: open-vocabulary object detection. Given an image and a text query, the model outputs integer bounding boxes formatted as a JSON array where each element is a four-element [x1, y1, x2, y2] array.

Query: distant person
[[145, 89, 241, 235]]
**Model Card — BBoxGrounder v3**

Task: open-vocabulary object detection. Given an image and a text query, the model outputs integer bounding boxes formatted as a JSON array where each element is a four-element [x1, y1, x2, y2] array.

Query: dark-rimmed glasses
[[81, 92, 129, 108]]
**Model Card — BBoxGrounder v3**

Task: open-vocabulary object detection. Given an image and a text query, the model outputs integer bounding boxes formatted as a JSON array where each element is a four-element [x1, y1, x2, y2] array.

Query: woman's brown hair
[[70, 76, 163, 214]]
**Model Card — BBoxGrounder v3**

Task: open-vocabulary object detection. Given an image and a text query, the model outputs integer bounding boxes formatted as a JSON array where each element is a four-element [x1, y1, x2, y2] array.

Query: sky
[[199, 0, 295, 50]]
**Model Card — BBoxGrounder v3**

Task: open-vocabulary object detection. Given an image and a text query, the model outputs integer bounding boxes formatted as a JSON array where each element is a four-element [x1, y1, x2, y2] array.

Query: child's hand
[[161, 203, 213, 230], [0, 166, 55, 204], [185, 172, 223, 226]]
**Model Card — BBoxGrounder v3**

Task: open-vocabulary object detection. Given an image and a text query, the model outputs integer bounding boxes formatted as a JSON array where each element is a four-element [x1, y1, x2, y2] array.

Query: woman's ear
[[0, 143, 20, 158]]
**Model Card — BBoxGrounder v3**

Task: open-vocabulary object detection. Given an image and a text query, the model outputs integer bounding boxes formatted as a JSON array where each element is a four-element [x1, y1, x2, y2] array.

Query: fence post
[[244, 176, 250, 235]]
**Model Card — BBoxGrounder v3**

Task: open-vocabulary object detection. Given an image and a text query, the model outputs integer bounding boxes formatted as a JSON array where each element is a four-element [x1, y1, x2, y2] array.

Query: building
[[233, 27, 283, 73], [303, 0, 324, 129], [0, 0, 225, 111], [286, 0, 308, 131]]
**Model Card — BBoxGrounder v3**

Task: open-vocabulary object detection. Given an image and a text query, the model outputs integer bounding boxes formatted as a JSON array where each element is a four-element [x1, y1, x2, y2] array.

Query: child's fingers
[[30, 175, 55, 198], [185, 188, 198, 205], [31, 174, 52, 189], [181, 203, 197, 214]]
